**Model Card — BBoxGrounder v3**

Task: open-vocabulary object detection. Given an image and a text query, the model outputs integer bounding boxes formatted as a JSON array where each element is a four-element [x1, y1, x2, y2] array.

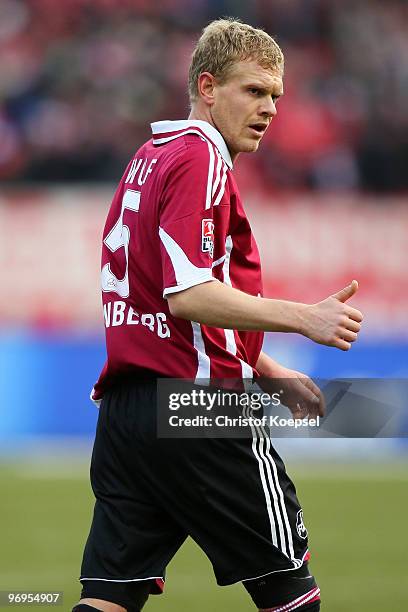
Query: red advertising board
[[0, 188, 407, 335]]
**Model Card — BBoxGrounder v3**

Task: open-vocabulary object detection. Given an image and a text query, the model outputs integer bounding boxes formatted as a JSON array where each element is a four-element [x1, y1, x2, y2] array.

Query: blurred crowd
[[0, 0, 407, 191]]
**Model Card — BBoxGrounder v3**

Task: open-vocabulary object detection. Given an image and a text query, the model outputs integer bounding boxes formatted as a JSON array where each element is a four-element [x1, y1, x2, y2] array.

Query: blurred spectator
[[0, 0, 406, 191]]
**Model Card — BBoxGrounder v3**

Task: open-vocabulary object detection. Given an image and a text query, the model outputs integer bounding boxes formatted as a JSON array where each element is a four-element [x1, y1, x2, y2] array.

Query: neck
[[187, 105, 238, 163], [188, 103, 212, 125]]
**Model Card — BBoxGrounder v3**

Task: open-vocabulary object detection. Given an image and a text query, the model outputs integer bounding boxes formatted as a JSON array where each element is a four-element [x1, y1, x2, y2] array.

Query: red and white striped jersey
[[92, 119, 264, 401]]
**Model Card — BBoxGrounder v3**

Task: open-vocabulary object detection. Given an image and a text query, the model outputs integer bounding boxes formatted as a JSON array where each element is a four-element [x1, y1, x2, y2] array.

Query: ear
[[197, 72, 216, 106]]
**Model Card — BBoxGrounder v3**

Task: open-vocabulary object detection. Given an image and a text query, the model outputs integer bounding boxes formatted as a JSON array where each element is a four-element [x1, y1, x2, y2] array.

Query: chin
[[228, 138, 259, 157], [241, 141, 259, 154]]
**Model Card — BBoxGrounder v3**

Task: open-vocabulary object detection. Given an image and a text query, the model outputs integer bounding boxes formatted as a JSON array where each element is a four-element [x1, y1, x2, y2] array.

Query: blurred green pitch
[[1, 460, 407, 611]]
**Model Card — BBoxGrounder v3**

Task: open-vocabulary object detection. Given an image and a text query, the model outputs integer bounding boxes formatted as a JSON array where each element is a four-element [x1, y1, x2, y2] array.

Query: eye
[[249, 87, 260, 95]]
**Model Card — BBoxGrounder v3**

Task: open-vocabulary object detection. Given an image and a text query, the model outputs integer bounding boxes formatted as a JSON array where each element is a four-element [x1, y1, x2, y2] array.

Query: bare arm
[[255, 350, 325, 418], [168, 279, 363, 350], [256, 351, 291, 377], [168, 279, 306, 333]]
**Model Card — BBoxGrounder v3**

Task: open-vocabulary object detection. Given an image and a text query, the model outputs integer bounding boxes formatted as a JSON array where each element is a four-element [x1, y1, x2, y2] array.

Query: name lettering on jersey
[[202, 219, 214, 258], [125, 157, 158, 185], [103, 301, 170, 339]]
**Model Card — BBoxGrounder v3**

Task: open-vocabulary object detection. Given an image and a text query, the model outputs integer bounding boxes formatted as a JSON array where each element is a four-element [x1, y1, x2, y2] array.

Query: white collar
[[151, 119, 233, 169]]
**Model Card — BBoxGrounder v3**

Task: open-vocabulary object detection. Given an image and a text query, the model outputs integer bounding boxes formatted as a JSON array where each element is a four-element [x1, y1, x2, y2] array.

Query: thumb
[[332, 280, 359, 303]]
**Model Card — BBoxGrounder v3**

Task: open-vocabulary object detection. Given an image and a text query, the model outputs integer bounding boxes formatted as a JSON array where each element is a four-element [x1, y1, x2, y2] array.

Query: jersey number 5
[[101, 189, 141, 298]]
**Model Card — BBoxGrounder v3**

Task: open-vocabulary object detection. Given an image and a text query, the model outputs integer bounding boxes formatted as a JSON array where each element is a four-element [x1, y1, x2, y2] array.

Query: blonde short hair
[[188, 18, 284, 103]]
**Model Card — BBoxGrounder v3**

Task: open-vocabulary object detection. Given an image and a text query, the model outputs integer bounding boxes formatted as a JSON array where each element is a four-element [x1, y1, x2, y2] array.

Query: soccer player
[[73, 18, 362, 612]]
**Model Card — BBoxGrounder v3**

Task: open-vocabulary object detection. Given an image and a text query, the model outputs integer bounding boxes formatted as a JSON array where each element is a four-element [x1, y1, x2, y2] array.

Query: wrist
[[279, 300, 309, 335], [256, 352, 287, 378], [294, 302, 309, 336]]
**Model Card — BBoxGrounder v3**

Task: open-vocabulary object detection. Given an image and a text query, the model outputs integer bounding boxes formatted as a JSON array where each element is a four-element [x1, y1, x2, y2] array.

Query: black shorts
[[80, 378, 310, 594]]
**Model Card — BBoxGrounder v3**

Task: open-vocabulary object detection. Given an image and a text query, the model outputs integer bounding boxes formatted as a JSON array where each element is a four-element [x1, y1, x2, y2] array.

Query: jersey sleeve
[[159, 142, 220, 297]]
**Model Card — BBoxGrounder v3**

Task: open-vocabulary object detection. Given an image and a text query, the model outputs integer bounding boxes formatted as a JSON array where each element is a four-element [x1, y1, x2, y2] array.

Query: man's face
[[209, 59, 283, 160]]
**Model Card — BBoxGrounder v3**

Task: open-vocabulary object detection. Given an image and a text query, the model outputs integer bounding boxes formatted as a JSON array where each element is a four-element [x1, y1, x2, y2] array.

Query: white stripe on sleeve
[[212, 150, 223, 197], [205, 141, 215, 210], [159, 227, 214, 297], [213, 163, 228, 206]]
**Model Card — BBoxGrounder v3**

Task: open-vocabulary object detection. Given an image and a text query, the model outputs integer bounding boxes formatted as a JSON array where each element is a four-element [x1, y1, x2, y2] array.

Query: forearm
[[255, 351, 285, 377], [168, 278, 363, 349], [167, 280, 306, 334]]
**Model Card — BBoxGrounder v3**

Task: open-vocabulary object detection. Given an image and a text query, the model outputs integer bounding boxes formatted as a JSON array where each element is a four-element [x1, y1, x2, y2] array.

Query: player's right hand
[[303, 280, 363, 350]]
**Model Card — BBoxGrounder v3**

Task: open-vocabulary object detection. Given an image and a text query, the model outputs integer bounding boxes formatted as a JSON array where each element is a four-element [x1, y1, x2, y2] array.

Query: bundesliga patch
[[201, 219, 214, 258]]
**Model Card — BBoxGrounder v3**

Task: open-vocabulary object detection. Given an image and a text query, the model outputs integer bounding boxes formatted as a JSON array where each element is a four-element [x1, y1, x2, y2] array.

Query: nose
[[260, 98, 277, 118]]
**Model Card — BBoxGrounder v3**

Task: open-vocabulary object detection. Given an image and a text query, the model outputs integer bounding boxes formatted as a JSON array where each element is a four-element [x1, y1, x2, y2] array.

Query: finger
[[301, 376, 321, 399], [332, 280, 358, 303], [292, 406, 306, 419], [318, 391, 326, 417], [311, 391, 324, 418], [301, 378, 325, 417], [299, 386, 320, 409], [333, 338, 352, 351], [292, 397, 323, 420], [347, 308, 363, 323], [339, 329, 358, 343], [284, 386, 313, 418], [345, 319, 361, 333], [297, 382, 321, 418]]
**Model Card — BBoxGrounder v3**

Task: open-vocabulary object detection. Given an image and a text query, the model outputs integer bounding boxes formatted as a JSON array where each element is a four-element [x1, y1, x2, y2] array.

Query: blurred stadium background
[[0, 0, 407, 610]]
